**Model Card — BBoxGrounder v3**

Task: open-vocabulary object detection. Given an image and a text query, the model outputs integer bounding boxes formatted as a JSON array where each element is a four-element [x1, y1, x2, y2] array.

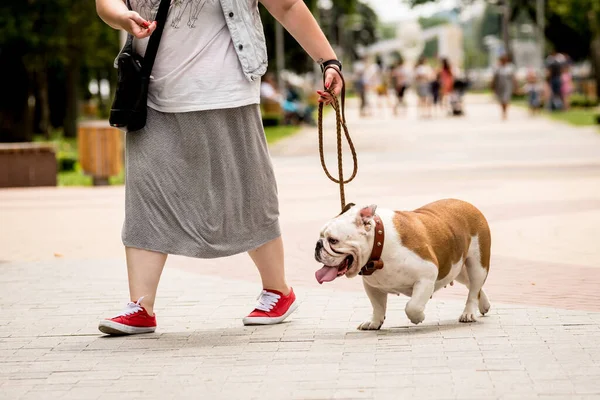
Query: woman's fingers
[[129, 11, 150, 28], [124, 11, 156, 38], [330, 78, 343, 97], [316, 90, 332, 105], [324, 72, 334, 91], [324, 68, 343, 96], [131, 20, 156, 38]]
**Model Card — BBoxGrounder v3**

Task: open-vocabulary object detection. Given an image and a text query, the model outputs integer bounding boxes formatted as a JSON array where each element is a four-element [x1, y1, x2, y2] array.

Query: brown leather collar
[[359, 215, 385, 276]]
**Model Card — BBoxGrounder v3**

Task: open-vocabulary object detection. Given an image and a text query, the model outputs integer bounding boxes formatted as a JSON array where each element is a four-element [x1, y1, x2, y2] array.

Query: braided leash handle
[[317, 65, 358, 212]]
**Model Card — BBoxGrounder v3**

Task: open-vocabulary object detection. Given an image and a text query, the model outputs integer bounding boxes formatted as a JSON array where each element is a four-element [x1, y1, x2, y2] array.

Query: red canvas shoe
[[243, 288, 298, 325], [98, 298, 156, 335]]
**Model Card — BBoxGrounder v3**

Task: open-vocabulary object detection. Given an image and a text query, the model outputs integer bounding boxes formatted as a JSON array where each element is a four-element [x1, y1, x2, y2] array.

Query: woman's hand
[[118, 11, 157, 38], [317, 67, 344, 105]]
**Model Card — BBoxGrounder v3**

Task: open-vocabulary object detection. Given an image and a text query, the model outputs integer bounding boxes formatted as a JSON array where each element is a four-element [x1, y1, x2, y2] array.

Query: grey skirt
[[122, 104, 281, 259]]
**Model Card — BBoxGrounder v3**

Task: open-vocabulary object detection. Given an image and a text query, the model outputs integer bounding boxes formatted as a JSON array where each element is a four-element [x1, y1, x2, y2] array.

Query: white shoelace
[[112, 297, 145, 318], [254, 290, 280, 312]]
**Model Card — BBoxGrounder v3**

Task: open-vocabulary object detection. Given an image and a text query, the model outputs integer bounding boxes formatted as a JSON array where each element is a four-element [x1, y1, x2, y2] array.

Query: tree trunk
[[37, 69, 51, 139], [589, 10, 600, 99], [592, 37, 600, 99], [502, 0, 512, 57], [64, 0, 84, 138], [63, 57, 79, 138], [0, 49, 32, 142], [96, 70, 105, 117]]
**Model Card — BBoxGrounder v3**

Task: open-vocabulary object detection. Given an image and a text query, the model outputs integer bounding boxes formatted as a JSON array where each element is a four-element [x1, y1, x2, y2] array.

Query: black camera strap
[[126, 0, 172, 78]]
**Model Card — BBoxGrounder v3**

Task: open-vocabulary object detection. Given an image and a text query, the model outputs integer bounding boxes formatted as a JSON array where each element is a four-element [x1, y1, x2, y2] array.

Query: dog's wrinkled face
[[314, 204, 377, 284]]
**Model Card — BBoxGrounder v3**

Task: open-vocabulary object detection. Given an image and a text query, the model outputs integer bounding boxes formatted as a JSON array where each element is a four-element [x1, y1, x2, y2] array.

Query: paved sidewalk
[[2, 95, 600, 399], [2, 259, 600, 400]]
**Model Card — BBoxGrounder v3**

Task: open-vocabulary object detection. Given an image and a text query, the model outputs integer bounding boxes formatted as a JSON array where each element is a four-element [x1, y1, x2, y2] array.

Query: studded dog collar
[[359, 215, 385, 276]]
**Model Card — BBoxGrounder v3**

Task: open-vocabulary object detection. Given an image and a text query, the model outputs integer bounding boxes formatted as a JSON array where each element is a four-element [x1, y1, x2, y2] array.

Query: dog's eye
[[328, 238, 338, 245]]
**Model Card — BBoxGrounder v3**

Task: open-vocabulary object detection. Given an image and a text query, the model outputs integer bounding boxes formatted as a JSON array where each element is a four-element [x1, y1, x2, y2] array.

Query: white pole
[[275, 22, 285, 90], [536, 0, 545, 68], [502, 0, 511, 56]]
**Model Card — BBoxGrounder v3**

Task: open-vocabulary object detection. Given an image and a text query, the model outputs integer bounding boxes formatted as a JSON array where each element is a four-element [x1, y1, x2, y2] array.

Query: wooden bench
[[0, 143, 57, 188]]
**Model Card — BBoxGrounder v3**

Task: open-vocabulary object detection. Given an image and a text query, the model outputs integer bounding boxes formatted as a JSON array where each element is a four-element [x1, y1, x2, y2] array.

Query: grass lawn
[[41, 122, 301, 187], [57, 168, 124, 186], [513, 99, 599, 129], [469, 88, 492, 95], [547, 108, 599, 127], [264, 125, 301, 144]]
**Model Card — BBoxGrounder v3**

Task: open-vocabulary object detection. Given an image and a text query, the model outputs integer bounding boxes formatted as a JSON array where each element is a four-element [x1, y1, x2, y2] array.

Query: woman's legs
[[126, 247, 168, 316], [248, 236, 290, 295], [501, 103, 508, 120]]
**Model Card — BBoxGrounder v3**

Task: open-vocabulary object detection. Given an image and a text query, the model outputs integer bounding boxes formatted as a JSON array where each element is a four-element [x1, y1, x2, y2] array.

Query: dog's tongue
[[315, 266, 339, 284]]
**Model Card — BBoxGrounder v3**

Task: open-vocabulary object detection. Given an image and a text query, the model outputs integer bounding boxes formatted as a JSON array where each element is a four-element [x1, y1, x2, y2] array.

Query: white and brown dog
[[314, 199, 491, 330]]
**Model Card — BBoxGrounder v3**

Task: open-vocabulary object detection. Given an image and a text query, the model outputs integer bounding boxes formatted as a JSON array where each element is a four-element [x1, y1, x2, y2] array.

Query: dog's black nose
[[314, 240, 323, 261]]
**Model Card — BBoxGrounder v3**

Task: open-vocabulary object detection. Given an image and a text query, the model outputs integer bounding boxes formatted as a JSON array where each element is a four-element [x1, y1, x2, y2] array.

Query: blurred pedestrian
[[561, 62, 573, 110], [430, 72, 441, 115], [282, 81, 316, 126], [414, 57, 432, 118], [491, 54, 516, 120], [363, 56, 382, 115], [545, 50, 565, 111], [439, 58, 454, 112], [374, 58, 392, 111], [523, 68, 543, 115], [260, 72, 283, 107], [391, 59, 409, 115], [353, 56, 369, 117]]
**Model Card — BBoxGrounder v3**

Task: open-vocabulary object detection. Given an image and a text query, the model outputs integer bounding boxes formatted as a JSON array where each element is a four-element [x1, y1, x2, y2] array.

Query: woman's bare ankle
[[132, 296, 155, 316], [264, 284, 291, 296]]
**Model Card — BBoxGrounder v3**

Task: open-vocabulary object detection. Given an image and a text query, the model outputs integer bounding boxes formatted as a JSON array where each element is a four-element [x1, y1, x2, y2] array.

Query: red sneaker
[[98, 298, 157, 335], [243, 288, 298, 325]]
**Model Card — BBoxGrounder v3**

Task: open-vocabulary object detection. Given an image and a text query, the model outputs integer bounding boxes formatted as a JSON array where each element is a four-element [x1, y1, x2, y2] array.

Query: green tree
[[418, 15, 450, 30], [0, 0, 67, 141], [62, 0, 119, 138], [0, 0, 118, 142], [477, 3, 502, 52], [259, 0, 378, 74]]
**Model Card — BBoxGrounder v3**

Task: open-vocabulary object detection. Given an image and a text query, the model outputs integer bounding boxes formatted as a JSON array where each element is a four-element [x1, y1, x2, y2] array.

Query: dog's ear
[[356, 204, 377, 227], [338, 202, 356, 216]]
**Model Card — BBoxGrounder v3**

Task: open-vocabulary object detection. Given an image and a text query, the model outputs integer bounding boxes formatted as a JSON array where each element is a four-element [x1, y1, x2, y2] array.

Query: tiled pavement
[[1, 259, 600, 400], [1, 95, 600, 399]]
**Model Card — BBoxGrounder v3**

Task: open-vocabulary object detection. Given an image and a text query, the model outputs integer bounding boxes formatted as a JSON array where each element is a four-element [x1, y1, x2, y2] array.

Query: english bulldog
[[314, 199, 491, 330]]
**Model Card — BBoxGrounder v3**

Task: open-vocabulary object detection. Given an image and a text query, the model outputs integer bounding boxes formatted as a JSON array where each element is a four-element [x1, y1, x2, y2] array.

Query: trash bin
[[77, 120, 124, 186], [0, 143, 57, 188]]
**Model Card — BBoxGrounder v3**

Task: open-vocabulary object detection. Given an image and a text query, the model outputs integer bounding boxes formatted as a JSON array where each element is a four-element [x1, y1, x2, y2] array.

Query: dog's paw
[[405, 309, 425, 325], [459, 312, 477, 323], [478, 293, 491, 315], [460, 302, 479, 322], [459, 309, 478, 323], [357, 319, 383, 330]]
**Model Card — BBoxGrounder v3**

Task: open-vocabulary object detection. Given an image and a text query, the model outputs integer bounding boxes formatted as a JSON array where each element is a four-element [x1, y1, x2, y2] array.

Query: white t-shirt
[[392, 65, 409, 86], [415, 64, 432, 82], [363, 63, 382, 87], [131, 0, 260, 113]]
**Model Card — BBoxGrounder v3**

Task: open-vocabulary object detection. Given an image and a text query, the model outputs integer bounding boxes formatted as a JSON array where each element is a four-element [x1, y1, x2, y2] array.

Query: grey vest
[[116, 0, 269, 82], [219, 0, 268, 81]]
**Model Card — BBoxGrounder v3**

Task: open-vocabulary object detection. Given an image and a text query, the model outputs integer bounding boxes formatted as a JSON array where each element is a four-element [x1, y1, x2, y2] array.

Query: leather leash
[[317, 67, 383, 276], [317, 65, 358, 212]]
